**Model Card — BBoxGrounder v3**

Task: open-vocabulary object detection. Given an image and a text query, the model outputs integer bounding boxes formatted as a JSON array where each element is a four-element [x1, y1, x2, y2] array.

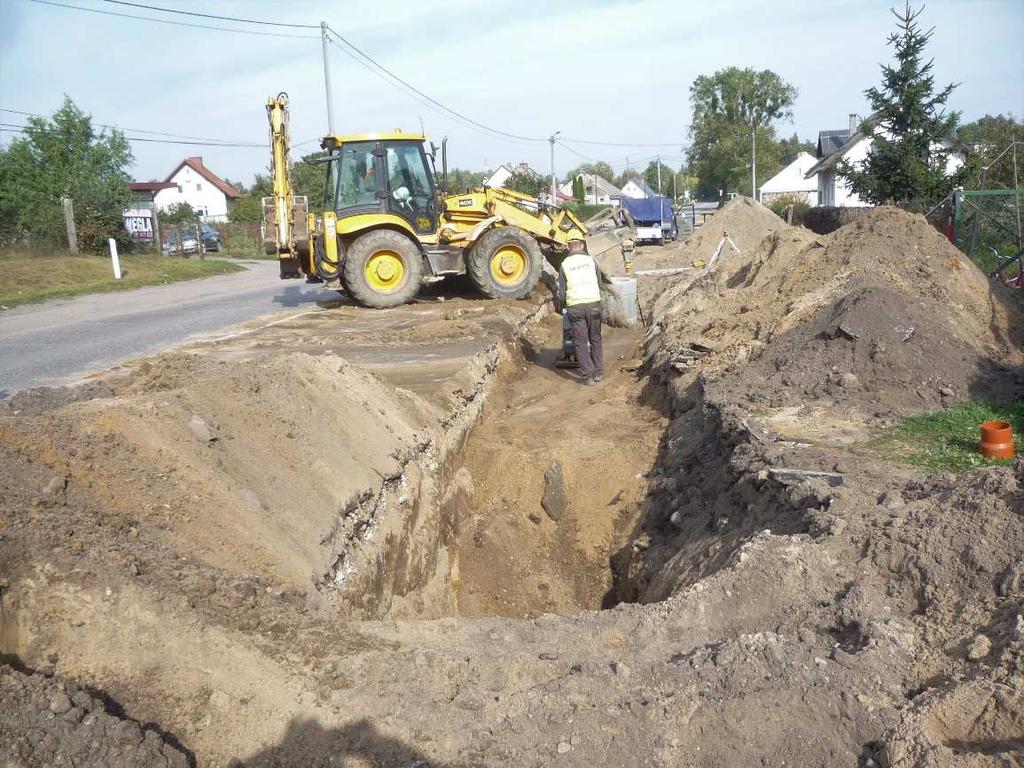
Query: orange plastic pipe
[[980, 420, 1016, 459]]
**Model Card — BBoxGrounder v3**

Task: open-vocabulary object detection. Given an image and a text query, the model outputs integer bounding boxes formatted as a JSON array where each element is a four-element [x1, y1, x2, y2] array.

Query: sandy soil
[[2, 207, 1022, 767]]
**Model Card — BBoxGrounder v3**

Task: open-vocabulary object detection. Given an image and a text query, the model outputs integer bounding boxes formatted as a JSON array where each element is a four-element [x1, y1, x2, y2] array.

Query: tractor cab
[[321, 133, 438, 237]]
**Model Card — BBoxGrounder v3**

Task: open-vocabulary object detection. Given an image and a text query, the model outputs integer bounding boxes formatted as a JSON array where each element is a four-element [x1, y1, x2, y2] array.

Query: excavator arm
[[263, 94, 309, 278]]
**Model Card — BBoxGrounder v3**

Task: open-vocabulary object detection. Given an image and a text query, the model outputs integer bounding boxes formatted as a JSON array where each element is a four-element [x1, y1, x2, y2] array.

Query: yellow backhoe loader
[[262, 93, 632, 308]]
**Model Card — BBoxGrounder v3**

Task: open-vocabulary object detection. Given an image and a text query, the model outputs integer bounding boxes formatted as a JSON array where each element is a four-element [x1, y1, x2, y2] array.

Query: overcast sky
[[1, 0, 1022, 188]]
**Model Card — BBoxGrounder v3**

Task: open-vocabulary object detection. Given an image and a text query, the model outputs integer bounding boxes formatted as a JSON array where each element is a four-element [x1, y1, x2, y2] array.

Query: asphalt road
[[0, 261, 330, 397]]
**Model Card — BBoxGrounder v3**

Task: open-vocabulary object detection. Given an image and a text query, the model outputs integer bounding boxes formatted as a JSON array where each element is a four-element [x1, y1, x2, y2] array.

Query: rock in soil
[[541, 459, 568, 522]]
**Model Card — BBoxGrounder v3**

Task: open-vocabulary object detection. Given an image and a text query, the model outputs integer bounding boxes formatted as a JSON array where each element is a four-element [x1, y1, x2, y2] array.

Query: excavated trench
[[322, 312, 809, 622], [317, 314, 668, 619]]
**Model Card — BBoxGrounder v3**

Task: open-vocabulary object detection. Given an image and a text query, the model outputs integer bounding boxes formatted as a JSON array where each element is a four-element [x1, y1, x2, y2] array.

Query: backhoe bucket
[[585, 207, 636, 276]]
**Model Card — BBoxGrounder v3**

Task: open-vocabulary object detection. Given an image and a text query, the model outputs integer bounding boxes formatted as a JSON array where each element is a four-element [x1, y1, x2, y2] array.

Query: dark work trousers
[[566, 301, 603, 379]]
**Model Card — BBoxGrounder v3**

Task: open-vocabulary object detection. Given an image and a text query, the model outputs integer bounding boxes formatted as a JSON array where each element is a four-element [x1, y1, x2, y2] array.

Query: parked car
[[200, 223, 222, 252], [162, 227, 199, 255]]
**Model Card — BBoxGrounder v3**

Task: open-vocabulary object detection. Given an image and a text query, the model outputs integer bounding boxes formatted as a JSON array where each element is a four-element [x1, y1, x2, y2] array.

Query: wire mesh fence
[[954, 189, 1023, 290], [209, 222, 265, 257]]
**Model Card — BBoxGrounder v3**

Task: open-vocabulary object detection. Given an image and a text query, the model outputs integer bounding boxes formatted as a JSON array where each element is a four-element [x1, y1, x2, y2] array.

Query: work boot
[[593, 373, 604, 382], [584, 377, 597, 386]]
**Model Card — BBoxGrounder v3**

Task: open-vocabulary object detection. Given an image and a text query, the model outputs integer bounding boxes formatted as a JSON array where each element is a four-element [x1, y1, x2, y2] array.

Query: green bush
[[768, 196, 811, 225], [563, 202, 611, 221]]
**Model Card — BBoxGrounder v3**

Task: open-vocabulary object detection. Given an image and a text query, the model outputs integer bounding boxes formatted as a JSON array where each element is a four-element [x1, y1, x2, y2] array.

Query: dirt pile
[[625, 200, 1024, 765], [651, 203, 1024, 418]]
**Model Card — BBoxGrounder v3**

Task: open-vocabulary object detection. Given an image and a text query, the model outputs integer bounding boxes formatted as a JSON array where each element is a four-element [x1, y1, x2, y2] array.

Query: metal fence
[[953, 189, 1023, 289], [209, 221, 263, 257], [161, 223, 205, 258]]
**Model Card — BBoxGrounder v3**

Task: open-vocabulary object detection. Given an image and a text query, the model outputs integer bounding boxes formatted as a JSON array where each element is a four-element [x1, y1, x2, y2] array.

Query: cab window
[[329, 141, 381, 210], [385, 142, 436, 232]]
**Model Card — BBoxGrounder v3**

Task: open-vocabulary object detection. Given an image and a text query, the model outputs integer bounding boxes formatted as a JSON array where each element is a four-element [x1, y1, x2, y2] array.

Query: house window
[[176, 184, 183, 193], [196, 182, 202, 192]]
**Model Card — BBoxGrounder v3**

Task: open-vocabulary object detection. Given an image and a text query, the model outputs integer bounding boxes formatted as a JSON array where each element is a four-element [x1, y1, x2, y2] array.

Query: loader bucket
[[585, 208, 637, 276]]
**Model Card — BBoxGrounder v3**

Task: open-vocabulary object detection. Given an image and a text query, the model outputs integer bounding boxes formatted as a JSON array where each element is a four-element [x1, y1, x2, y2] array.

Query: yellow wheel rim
[[489, 245, 528, 286], [364, 250, 406, 292]]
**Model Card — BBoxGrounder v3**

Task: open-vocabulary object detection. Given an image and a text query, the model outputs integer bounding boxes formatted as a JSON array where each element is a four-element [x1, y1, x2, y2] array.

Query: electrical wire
[[1, 108, 263, 145], [23, 0, 319, 38], [18, 1, 686, 154], [559, 137, 686, 148], [326, 28, 685, 150], [92, 0, 318, 28], [325, 27, 548, 144], [0, 121, 261, 147]]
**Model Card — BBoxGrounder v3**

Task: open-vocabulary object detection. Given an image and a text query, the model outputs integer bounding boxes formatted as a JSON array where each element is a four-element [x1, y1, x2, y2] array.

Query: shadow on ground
[[229, 718, 456, 768]]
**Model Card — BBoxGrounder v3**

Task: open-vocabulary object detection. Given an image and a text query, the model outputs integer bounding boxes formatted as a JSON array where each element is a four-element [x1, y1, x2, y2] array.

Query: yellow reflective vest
[[559, 253, 601, 306]]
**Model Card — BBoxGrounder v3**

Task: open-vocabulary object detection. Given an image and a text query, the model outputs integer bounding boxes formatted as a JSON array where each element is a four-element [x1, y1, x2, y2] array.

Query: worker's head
[[567, 238, 587, 255]]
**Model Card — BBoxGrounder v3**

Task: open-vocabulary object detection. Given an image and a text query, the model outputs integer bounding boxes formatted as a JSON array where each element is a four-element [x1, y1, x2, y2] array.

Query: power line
[[93, 0, 318, 28], [24, 0, 319, 39], [20, 0, 684, 151], [325, 27, 548, 145], [325, 27, 684, 150], [0, 121, 261, 147], [0, 108, 263, 145], [559, 137, 686, 148]]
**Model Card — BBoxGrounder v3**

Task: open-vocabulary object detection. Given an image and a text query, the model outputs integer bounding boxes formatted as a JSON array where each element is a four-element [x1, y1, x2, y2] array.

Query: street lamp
[[549, 131, 561, 207]]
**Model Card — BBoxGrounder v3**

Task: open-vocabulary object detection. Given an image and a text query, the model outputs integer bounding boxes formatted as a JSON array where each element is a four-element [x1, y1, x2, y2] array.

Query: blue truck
[[621, 196, 677, 245]]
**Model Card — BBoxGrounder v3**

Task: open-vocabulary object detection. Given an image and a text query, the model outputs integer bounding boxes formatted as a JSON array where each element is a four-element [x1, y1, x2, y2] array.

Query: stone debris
[[541, 460, 568, 522], [0, 664, 189, 767], [768, 468, 845, 487], [966, 634, 991, 661], [188, 414, 217, 443]]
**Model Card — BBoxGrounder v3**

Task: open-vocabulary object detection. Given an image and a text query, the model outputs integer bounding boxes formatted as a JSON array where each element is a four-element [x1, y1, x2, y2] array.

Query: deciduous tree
[[686, 67, 797, 197], [957, 114, 1024, 189], [0, 97, 133, 250]]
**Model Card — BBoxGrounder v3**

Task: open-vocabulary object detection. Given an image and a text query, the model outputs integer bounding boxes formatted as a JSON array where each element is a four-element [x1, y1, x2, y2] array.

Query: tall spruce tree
[[572, 175, 585, 202], [839, 2, 966, 206]]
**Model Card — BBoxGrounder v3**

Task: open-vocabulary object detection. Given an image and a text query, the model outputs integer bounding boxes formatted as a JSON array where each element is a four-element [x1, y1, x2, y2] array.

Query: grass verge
[[0, 252, 244, 308], [868, 400, 1023, 472]]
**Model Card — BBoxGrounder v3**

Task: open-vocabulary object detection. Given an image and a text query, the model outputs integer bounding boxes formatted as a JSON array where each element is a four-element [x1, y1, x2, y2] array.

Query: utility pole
[[61, 196, 78, 256], [672, 168, 677, 202], [657, 154, 662, 195], [549, 131, 560, 207], [751, 126, 757, 202], [320, 22, 335, 135]]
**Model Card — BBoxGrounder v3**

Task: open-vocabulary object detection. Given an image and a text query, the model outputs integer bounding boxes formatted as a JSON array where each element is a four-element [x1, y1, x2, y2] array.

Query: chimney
[[848, 114, 859, 135]]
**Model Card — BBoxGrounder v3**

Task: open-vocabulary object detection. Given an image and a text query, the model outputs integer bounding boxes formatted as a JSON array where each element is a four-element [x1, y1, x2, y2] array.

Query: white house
[[621, 178, 658, 199], [153, 156, 241, 222], [558, 173, 623, 206], [758, 152, 818, 205], [484, 162, 540, 190], [805, 114, 966, 207]]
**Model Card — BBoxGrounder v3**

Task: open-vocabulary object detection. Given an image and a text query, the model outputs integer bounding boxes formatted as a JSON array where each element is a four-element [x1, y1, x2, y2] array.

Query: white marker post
[[108, 238, 122, 280]]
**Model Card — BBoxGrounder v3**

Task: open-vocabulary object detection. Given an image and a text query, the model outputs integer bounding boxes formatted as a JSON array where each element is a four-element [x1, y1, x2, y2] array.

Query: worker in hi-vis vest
[[557, 238, 604, 385]]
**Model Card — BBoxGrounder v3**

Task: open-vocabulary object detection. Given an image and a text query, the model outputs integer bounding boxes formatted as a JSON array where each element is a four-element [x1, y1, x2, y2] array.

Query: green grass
[[0, 251, 245, 308], [868, 400, 1023, 472]]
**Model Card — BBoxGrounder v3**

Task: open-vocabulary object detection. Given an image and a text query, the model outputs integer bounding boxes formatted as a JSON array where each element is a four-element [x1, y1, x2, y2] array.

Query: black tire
[[342, 230, 424, 308], [467, 226, 543, 299], [656, 234, 666, 246]]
